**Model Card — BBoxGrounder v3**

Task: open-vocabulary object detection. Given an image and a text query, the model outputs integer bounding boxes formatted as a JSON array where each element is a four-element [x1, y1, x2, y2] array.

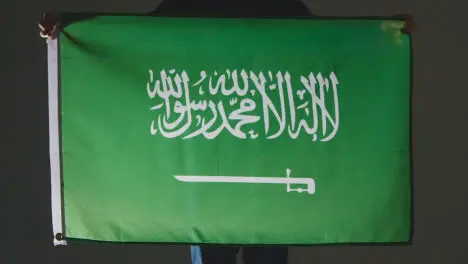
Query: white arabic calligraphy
[[147, 69, 340, 141]]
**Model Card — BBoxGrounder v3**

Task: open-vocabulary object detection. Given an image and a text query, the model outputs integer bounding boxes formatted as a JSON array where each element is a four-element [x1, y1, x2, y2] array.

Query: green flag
[[48, 15, 412, 246]]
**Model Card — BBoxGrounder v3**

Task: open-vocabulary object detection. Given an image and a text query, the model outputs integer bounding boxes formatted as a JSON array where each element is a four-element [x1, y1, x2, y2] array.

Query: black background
[[8, 0, 468, 263]]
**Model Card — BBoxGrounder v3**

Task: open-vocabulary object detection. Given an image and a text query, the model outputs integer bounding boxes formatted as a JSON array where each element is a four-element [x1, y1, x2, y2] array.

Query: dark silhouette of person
[[151, 2, 313, 263]]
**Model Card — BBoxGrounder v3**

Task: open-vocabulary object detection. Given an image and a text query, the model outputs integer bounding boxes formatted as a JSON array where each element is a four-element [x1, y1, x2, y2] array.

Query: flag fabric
[[48, 15, 412, 246]]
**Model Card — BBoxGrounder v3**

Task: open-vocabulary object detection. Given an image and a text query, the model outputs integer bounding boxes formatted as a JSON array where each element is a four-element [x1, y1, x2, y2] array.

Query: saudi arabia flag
[[47, 14, 412, 246]]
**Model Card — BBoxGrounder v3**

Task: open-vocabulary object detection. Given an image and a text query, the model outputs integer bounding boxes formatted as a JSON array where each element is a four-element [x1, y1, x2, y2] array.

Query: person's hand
[[392, 14, 416, 34], [402, 16, 416, 35], [39, 12, 59, 40]]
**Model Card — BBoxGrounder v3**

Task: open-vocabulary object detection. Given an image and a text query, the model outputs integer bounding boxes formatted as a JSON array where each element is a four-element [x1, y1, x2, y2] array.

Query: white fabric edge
[[48, 38, 67, 246]]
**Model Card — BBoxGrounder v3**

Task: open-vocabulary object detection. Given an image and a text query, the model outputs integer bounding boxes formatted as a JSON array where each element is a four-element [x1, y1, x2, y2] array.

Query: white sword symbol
[[174, 168, 315, 195]]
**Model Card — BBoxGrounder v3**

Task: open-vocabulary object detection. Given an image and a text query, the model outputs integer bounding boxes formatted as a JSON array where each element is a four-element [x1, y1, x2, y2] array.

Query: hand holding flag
[[39, 12, 58, 40]]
